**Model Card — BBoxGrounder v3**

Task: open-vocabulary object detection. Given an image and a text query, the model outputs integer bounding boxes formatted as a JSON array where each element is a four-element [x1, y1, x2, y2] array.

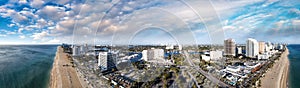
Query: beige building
[[259, 41, 265, 54], [224, 38, 236, 56]]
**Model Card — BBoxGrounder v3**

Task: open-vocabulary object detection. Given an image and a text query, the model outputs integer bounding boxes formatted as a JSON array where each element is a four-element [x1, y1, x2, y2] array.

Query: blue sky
[[0, 0, 299, 45]]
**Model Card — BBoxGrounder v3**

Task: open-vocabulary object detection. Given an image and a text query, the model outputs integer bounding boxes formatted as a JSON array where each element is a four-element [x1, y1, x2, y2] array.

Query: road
[[183, 51, 230, 87], [186, 71, 201, 88]]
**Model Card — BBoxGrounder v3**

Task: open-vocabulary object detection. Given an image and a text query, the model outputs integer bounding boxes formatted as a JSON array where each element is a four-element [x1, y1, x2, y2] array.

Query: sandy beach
[[261, 48, 289, 88], [49, 46, 85, 88]]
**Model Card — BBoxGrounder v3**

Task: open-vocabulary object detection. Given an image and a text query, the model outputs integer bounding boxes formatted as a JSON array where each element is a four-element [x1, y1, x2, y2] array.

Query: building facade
[[142, 49, 164, 61], [148, 49, 164, 60], [246, 38, 259, 58], [210, 50, 223, 60], [224, 39, 236, 56], [258, 41, 265, 54], [98, 52, 108, 71], [72, 45, 80, 56], [265, 42, 273, 52], [142, 50, 148, 61], [98, 52, 117, 71]]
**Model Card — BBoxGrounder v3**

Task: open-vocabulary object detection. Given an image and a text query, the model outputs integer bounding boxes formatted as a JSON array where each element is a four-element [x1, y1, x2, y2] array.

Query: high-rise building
[[72, 45, 79, 56], [259, 41, 265, 54], [98, 52, 117, 71], [80, 44, 88, 55], [142, 50, 148, 61], [224, 38, 236, 56], [98, 52, 108, 71], [246, 38, 259, 58]]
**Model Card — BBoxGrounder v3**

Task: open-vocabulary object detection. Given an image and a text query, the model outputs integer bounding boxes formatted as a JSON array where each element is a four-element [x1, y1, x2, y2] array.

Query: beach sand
[[49, 46, 85, 88], [261, 48, 289, 88]]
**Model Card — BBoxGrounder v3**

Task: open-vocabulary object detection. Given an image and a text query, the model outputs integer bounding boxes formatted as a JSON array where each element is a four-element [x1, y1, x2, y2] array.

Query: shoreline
[[49, 46, 85, 88], [261, 48, 290, 88]]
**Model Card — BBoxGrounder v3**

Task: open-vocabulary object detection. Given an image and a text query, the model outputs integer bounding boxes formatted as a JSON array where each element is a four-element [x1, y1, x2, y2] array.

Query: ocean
[[0, 45, 57, 88], [288, 45, 300, 88]]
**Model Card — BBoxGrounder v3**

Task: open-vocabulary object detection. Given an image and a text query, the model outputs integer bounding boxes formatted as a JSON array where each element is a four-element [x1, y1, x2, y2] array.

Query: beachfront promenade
[[261, 48, 290, 88], [49, 46, 85, 88]]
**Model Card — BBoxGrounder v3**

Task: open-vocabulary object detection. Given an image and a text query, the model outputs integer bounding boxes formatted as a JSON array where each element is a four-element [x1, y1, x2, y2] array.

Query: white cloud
[[36, 5, 67, 21], [0, 34, 7, 37], [0, 0, 296, 44], [45, 38, 60, 44], [274, 20, 289, 31], [53, 0, 71, 5], [19, 0, 28, 4], [292, 19, 300, 31], [8, 24, 15, 27], [19, 35, 26, 39], [31, 31, 49, 40], [1, 30, 16, 35], [30, 0, 45, 8]]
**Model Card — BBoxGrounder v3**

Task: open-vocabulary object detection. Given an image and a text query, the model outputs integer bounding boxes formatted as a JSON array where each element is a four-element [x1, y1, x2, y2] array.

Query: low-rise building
[[210, 50, 223, 60], [142, 49, 164, 61], [201, 54, 210, 62], [257, 54, 270, 60], [226, 66, 241, 73]]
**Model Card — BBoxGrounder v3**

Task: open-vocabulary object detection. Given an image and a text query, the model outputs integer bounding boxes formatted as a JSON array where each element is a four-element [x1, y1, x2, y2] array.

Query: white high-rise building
[[224, 39, 236, 56], [98, 52, 108, 71], [178, 45, 182, 50], [246, 38, 259, 58], [72, 46, 79, 56], [142, 50, 148, 61], [98, 51, 117, 71]]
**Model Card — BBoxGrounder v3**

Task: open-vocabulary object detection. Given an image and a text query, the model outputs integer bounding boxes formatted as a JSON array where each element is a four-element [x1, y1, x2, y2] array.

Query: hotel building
[[246, 38, 259, 58]]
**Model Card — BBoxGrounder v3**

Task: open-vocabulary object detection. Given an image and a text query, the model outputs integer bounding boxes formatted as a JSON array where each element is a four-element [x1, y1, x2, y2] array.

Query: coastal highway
[[183, 51, 230, 87]]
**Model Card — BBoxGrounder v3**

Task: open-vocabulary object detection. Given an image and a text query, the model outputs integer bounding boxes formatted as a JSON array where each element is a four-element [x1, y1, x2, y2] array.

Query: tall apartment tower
[[72, 45, 79, 56], [98, 52, 117, 71], [224, 38, 236, 56], [258, 41, 265, 54], [98, 52, 108, 71], [246, 38, 259, 58]]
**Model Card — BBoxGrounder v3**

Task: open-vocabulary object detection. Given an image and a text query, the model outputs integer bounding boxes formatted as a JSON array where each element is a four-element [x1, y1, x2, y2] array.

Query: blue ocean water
[[288, 45, 300, 88], [0, 45, 57, 88]]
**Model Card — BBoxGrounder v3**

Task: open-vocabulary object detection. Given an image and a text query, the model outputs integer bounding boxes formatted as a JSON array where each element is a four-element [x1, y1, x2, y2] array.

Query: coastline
[[261, 48, 290, 88], [49, 46, 85, 88]]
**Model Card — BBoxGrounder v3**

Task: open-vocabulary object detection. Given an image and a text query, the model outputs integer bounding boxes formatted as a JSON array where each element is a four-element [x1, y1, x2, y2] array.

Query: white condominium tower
[[98, 52, 108, 71], [246, 38, 259, 58], [98, 51, 117, 71]]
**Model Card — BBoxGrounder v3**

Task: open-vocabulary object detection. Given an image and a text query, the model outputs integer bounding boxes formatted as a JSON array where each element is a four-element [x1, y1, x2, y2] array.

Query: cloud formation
[[0, 0, 299, 44]]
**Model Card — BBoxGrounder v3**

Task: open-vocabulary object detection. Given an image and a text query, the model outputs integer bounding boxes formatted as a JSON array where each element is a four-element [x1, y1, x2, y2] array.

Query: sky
[[0, 0, 299, 45]]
